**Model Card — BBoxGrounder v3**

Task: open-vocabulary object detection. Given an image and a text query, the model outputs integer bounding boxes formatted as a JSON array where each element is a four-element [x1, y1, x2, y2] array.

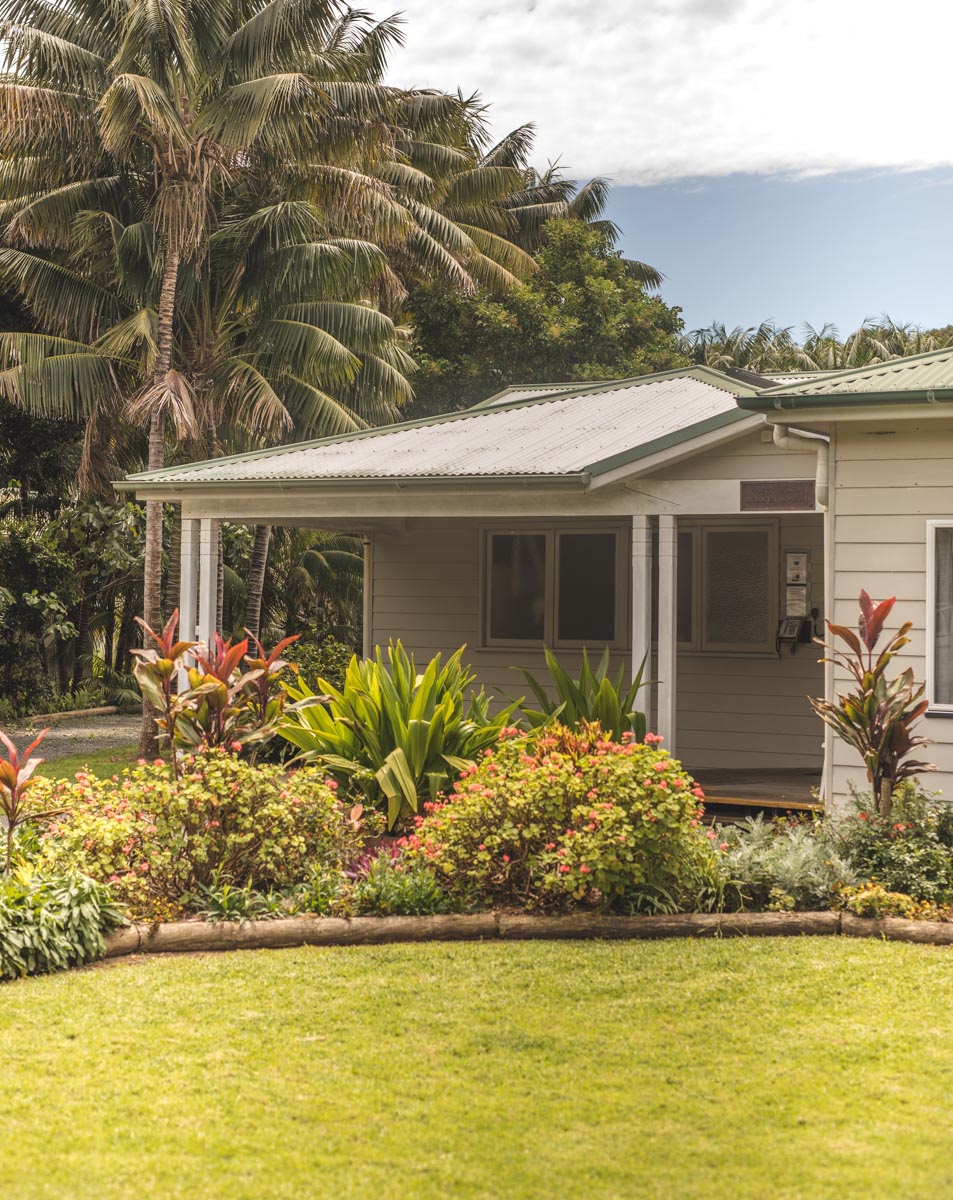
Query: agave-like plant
[[811, 590, 934, 815], [279, 641, 520, 830], [518, 647, 649, 743]]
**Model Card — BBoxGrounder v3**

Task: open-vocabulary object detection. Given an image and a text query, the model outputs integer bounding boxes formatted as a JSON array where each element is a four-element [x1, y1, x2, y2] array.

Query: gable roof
[[119, 366, 759, 494], [742, 347, 953, 410]]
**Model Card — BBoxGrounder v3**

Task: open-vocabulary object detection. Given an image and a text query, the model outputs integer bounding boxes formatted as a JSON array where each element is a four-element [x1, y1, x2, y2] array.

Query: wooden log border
[[101, 909, 953, 959]]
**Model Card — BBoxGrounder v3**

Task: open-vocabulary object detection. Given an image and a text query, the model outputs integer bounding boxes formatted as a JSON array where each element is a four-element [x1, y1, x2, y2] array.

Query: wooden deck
[[696, 768, 822, 820]]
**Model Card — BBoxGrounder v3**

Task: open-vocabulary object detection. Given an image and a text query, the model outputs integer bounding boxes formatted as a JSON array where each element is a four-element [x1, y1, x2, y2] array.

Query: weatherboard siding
[[829, 420, 953, 804], [370, 515, 824, 776]]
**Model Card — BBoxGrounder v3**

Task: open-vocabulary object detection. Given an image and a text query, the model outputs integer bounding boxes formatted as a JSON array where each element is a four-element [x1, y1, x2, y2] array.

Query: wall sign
[[740, 479, 816, 511]]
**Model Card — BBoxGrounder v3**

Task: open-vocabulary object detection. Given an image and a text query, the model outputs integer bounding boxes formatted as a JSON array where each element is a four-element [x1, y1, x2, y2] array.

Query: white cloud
[[380, 0, 953, 183]]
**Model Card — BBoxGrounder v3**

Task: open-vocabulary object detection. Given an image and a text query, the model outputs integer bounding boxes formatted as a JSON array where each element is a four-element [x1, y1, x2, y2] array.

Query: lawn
[[2, 939, 952, 1199], [34, 745, 146, 781]]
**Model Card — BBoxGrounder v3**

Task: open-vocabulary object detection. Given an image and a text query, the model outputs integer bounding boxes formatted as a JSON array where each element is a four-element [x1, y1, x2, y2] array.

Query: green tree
[[408, 219, 686, 416]]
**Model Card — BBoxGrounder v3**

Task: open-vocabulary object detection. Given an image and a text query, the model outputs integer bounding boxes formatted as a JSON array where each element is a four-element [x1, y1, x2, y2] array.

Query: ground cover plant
[[3, 939, 953, 1199]]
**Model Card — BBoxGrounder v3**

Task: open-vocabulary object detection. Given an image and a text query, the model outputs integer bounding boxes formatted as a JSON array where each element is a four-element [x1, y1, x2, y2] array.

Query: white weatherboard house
[[120, 348, 953, 808]]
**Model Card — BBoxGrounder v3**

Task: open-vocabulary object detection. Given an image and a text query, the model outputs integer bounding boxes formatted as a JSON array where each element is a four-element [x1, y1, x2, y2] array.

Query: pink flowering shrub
[[404, 723, 717, 913], [33, 750, 361, 920]]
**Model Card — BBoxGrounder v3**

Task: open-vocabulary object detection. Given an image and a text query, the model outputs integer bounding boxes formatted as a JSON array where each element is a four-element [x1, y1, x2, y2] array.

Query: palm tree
[[0, 2, 537, 743]]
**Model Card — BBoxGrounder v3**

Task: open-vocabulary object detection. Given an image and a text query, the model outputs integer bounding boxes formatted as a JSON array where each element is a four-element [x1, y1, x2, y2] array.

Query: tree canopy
[[408, 220, 686, 417]]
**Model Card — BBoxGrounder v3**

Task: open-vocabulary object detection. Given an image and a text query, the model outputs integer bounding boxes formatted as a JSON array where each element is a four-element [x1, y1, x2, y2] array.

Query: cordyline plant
[[132, 612, 299, 771], [811, 590, 934, 816], [0, 730, 64, 875]]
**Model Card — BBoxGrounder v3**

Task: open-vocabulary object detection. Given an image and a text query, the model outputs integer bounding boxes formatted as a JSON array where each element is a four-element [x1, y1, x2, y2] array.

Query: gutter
[[769, 424, 829, 510], [115, 472, 592, 498], [740, 388, 953, 412]]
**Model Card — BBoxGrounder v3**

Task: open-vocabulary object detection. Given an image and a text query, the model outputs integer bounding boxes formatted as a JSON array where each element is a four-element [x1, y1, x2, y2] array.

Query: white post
[[197, 517, 219, 648], [630, 513, 652, 685], [657, 514, 677, 753], [178, 516, 200, 691]]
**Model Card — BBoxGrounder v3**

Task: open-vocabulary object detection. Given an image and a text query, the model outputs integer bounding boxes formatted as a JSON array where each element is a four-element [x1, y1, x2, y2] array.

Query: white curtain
[[935, 527, 953, 704]]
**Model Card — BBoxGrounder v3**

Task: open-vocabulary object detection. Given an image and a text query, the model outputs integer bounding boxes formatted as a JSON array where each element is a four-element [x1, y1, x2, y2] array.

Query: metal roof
[[472, 381, 615, 408], [742, 347, 953, 410], [121, 366, 758, 493]]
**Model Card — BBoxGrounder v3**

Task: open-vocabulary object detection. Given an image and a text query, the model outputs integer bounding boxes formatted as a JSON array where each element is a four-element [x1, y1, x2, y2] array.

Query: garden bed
[[101, 908, 953, 959]]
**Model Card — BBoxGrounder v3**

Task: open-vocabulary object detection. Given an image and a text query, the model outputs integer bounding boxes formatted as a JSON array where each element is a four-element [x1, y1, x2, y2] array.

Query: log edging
[[100, 908, 953, 959]]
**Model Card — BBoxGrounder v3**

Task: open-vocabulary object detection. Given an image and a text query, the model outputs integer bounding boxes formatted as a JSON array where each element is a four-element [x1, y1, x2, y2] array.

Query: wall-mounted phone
[[776, 550, 817, 654]]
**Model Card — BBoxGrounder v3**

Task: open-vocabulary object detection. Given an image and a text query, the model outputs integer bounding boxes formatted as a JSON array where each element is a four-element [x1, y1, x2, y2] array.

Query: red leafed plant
[[0, 729, 63, 875], [811, 590, 934, 815], [132, 615, 298, 764]]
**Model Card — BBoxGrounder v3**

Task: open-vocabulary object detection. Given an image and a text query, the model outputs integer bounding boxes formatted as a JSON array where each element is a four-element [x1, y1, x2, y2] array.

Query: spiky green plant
[[518, 647, 649, 743], [280, 641, 519, 829]]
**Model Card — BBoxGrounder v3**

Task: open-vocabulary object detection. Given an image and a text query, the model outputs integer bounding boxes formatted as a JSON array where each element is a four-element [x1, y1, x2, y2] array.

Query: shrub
[[406, 723, 713, 913], [35, 751, 360, 920], [834, 785, 953, 903], [0, 870, 124, 980], [518, 647, 648, 742], [349, 846, 454, 916], [287, 635, 355, 692], [279, 641, 519, 830], [838, 883, 942, 921], [715, 815, 856, 912]]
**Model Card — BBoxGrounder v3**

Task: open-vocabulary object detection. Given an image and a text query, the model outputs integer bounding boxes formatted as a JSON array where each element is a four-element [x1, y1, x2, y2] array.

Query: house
[[119, 348, 953, 808]]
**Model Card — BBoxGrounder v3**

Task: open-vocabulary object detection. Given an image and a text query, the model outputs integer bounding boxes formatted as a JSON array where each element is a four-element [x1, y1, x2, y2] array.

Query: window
[[483, 527, 626, 648], [654, 520, 778, 655], [928, 522, 953, 710]]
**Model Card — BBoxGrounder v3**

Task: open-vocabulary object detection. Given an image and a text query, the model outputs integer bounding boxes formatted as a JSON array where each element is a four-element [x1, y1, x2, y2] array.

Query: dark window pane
[[676, 530, 694, 644], [489, 534, 546, 641], [704, 529, 771, 646], [558, 533, 616, 642], [651, 527, 694, 643]]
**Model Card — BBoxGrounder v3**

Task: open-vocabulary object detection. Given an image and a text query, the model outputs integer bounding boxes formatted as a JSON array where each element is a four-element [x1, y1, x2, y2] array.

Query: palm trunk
[[139, 246, 180, 755], [165, 508, 182, 624], [244, 524, 272, 640]]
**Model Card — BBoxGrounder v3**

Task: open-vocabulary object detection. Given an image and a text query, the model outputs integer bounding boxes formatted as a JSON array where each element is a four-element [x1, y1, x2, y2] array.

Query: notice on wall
[[740, 480, 816, 511]]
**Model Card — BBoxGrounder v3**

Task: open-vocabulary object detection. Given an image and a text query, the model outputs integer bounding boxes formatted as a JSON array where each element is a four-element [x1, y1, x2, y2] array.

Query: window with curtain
[[933, 525, 953, 706]]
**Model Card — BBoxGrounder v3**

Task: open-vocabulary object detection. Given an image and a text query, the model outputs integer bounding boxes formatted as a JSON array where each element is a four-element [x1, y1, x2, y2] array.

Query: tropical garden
[[0, 0, 952, 1195]]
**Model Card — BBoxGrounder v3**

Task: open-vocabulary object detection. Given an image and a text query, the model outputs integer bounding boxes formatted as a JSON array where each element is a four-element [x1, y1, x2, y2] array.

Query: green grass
[[34, 745, 146, 780], [2, 939, 953, 1199]]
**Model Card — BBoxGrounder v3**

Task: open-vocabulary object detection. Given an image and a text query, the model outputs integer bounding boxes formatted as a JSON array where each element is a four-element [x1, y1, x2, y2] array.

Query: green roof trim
[[741, 346, 953, 411], [586, 407, 752, 476]]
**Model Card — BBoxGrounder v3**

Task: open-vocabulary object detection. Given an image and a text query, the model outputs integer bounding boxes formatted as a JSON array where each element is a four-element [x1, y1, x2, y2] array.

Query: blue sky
[[382, 0, 953, 337], [605, 170, 953, 335]]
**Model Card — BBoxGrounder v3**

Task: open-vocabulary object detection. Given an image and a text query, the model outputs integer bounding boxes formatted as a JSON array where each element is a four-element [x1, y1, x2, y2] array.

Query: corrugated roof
[[472, 381, 614, 408], [122, 367, 757, 491], [743, 347, 953, 409]]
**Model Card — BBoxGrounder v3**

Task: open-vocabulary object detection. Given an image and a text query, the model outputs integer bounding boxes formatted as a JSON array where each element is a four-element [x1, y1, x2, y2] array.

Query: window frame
[[481, 524, 629, 651], [926, 520, 953, 714]]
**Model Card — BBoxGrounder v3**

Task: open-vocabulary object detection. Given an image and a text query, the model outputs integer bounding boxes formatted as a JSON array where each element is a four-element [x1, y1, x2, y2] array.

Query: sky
[[381, 0, 953, 333]]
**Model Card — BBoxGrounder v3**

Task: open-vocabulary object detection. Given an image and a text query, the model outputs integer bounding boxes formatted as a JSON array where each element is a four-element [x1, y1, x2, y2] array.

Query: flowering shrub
[[835, 785, 953, 903], [34, 751, 360, 920], [404, 723, 714, 913]]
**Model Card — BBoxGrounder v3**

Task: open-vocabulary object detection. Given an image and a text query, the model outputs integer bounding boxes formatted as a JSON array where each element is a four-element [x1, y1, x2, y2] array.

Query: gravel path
[[8, 713, 140, 761]]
